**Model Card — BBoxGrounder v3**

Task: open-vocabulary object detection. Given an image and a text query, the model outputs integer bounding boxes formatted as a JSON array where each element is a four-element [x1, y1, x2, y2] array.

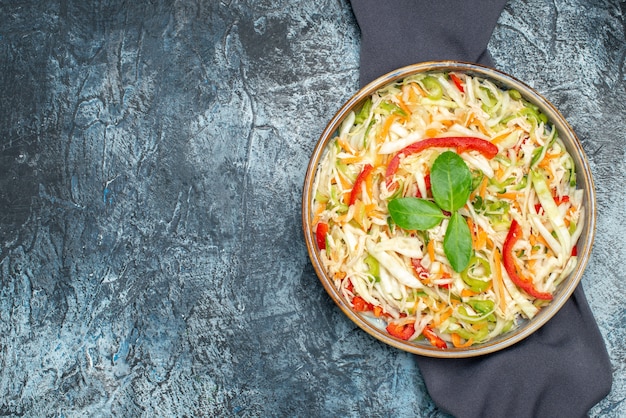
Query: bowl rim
[[302, 60, 597, 358]]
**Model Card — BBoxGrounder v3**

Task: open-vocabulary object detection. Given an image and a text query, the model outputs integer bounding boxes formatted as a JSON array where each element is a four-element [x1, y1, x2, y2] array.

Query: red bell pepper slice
[[502, 220, 553, 300], [385, 137, 498, 188], [349, 164, 374, 205], [352, 296, 373, 312], [315, 222, 329, 250], [554, 195, 570, 205], [422, 326, 448, 349], [535, 194, 570, 214], [411, 258, 429, 280], [450, 73, 465, 93], [386, 322, 415, 341]]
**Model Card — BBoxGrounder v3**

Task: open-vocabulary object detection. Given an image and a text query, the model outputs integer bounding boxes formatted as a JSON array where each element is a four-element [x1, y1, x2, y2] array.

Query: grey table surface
[[1, 0, 624, 416]]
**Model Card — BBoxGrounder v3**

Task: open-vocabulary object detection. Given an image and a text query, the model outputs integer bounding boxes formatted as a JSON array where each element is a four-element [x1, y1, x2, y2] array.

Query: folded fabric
[[348, 1, 613, 416], [351, 0, 507, 86]]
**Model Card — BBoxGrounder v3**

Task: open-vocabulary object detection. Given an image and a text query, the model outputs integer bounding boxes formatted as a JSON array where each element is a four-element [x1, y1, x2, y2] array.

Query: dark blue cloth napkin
[[349, 1, 613, 417]]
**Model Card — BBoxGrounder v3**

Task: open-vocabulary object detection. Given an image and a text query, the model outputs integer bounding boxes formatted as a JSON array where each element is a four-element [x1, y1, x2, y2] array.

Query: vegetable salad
[[311, 71, 584, 349]]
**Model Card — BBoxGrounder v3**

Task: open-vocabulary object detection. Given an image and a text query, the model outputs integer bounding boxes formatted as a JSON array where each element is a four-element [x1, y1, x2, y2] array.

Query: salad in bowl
[[302, 62, 595, 357]]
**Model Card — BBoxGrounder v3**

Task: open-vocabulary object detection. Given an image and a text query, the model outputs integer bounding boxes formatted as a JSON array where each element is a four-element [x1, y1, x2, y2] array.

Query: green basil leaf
[[444, 212, 473, 272], [431, 151, 472, 212], [388, 197, 445, 231]]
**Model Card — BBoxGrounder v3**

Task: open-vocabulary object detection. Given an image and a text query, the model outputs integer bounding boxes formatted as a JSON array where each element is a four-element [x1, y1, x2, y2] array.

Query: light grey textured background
[[0, 0, 624, 416]]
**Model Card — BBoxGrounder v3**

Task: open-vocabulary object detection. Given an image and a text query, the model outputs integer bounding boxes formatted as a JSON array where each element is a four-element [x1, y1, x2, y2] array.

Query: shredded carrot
[[463, 111, 473, 128], [427, 239, 436, 262], [466, 217, 477, 249], [472, 320, 489, 331], [493, 248, 507, 313], [435, 263, 449, 280], [469, 177, 485, 202], [365, 170, 374, 202], [401, 84, 411, 101], [466, 216, 492, 252], [413, 298, 421, 312], [367, 210, 385, 221], [433, 308, 452, 327], [396, 94, 412, 118], [538, 151, 561, 167], [542, 165, 555, 181], [335, 212, 349, 225], [491, 129, 513, 145], [475, 228, 487, 250], [337, 172, 352, 191], [442, 119, 454, 128], [425, 127, 440, 137], [497, 192, 520, 201], [478, 176, 488, 199], [468, 114, 490, 136], [352, 200, 366, 229], [451, 333, 474, 348], [377, 113, 401, 142], [476, 119, 490, 136], [435, 300, 447, 312], [338, 155, 363, 165], [364, 203, 377, 217], [336, 137, 355, 154], [437, 308, 453, 325], [401, 84, 416, 107], [408, 82, 426, 99], [461, 288, 479, 298], [373, 306, 383, 317], [538, 155, 556, 179], [469, 186, 478, 202], [374, 152, 388, 169], [311, 202, 325, 227], [494, 166, 505, 182]]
